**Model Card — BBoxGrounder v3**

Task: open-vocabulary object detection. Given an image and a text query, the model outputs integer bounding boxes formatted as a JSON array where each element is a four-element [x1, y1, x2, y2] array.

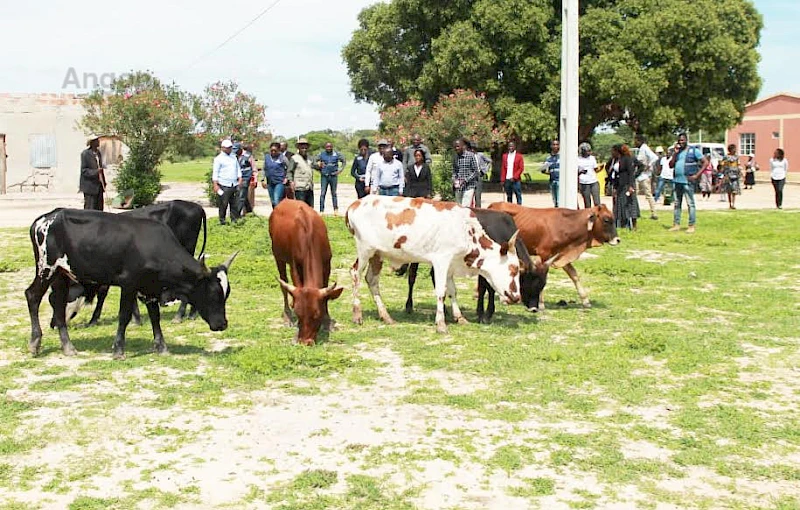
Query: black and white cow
[[52, 200, 208, 326], [27, 208, 236, 359]]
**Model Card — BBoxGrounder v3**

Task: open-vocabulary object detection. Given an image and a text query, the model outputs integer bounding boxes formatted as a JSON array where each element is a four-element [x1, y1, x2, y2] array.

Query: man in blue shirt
[[668, 133, 708, 233], [212, 139, 242, 225], [542, 140, 560, 207], [316, 142, 346, 215]]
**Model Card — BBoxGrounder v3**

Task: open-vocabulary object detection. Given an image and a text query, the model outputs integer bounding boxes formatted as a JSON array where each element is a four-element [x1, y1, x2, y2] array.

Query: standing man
[[542, 140, 560, 207], [653, 146, 674, 205], [373, 147, 404, 196], [316, 142, 346, 215], [279, 139, 294, 161], [577, 142, 601, 208], [287, 137, 315, 207], [634, 134, 659, 220], [452, 138, 480, 207], [80, 135, 105, 211], [235, 142, 256, 216], [365, 139, 390, 194], [501, 141, 524, 204], [668, 133, 707, 233], [212, 139, 242, 225], [469, 141, 492, 207], [402, 134, 432, 172], [351, 139, 372, 199]]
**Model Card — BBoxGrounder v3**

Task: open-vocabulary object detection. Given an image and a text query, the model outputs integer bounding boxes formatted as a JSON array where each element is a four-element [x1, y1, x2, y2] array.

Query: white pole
[[559, 0, 579, 210]]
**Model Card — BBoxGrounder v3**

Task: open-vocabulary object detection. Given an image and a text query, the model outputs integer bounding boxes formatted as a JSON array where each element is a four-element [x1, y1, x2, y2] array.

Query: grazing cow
[[345, 196, 521, 333], [269, 200, 344, 345], [403, 208, 557, 323], [487, 203, 620, 308], [52, 200, 207, 326], [26, 208, 236, 359]]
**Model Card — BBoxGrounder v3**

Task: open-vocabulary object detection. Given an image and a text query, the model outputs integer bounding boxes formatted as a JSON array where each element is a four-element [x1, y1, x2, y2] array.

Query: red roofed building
[[726, 93, 800, 179]]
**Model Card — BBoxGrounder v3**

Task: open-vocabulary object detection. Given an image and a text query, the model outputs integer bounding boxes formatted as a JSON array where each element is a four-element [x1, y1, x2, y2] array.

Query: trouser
[[772, 178, 786, 208], [237, 183, 253, 215], [320, 174, 338, 212], [549, 180, 560, 207], [83, 192, 103, 211], [504, 180, 522, 204], [379, 185, 400, 197], [636, 178, 656, 215], [355, 178, 368, 198], [474, 176, 484, 208], [218, 184, 240, 224], [579, 182, 601, 208], [673, 182, 696, 226], [455, 188, 475, 207], [267, 182, 285, 208], [295, 188, 314, 207], [653, 178, 673, 202]]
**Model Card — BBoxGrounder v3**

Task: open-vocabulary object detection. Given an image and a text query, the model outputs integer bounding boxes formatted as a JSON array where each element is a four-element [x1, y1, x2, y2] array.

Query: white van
[[691, 143, 726, 169]]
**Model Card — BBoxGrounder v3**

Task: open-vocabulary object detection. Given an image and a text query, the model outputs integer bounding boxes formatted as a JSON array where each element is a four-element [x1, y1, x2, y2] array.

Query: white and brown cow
[[345, 196, 521, 334]]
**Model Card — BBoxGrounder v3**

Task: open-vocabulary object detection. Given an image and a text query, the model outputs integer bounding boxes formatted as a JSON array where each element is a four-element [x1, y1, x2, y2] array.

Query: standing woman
[[404, 149, 433, 199], [261, 142, 289, 209], [720, 144, 742, 209], [350, 139, 371, 199], [770, 148, 789, 209], [612, 144, 640, 230], [577, 142, 601, 208]]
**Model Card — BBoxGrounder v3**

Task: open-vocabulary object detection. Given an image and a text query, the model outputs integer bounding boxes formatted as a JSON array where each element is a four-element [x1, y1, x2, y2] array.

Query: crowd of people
[[198, 132, 790, 228]]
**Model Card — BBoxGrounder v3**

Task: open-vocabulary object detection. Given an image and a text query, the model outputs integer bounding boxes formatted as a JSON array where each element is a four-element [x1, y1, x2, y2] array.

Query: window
[[740, 133, 755, 156], [29, 134, 57, 168]]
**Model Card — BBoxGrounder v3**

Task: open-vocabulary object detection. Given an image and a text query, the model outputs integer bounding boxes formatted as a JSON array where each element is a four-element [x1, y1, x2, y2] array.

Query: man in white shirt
[[577, 142, 600, 208], [653, 146, 673, 204], [634, 134, 659, 220], [373, 147, 405, 196], [365, 139, 390, 194], [212, 139, 242, 225]]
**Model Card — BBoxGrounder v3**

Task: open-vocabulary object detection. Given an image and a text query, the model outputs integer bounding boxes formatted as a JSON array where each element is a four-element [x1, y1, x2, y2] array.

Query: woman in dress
[[699, 157, 715, 199], [720, 144, 742, 209], [770, 148, 789, 209], [744, 154, 758, 189], [611, 144, 640, 230]]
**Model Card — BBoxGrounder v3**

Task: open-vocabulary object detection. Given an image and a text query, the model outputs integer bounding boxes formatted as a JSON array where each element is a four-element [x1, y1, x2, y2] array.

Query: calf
[[53, 200, 207, 326], [27, 209, 236, 359], [346, 196, 521, 334], [403, 208, 556, 323], [269, 200, 344, 345], [487, 203, 620, 308]]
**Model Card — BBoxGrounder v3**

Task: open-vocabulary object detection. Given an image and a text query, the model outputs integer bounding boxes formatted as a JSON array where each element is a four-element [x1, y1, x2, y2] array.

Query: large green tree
[[342, 0, 762, 142]]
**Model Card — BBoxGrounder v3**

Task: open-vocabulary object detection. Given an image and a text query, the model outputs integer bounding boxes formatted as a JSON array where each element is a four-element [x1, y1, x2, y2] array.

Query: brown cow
[[269, 200, 344, 345], [487, 203, 620, 309]]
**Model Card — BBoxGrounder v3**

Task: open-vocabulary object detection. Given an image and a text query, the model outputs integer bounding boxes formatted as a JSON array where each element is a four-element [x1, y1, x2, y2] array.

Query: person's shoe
[[650, 214, 658, 220], [668, 225, 681, 232], [334, 209, 339, 217], [686, 226, 696, 234]]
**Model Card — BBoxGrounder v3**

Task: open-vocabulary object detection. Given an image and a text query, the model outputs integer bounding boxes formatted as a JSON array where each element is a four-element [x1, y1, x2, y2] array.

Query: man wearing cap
[[212, 139, 242, 225], [365, 139, 389, 194], [316, 142, 346, 215], [80, 135, 106, 211], [287, 137, 316, 207]]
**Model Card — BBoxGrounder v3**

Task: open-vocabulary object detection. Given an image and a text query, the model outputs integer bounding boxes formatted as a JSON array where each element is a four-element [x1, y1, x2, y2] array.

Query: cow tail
[[199, 209, 207, 258]]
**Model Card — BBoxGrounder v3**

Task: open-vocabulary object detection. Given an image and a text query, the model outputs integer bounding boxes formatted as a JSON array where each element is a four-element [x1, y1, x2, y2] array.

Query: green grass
[[158, 159, 212, 183], [0, 209, 798, 507]]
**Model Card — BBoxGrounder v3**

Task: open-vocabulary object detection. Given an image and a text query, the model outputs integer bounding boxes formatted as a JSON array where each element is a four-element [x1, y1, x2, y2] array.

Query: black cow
[[27, 208, 236, 359], [403, 208, 554, 323], [51, 200, 207, 327]]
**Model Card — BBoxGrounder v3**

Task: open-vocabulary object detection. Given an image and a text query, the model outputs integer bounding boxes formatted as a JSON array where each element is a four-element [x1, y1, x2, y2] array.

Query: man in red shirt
[[501, 141, 525, 204]]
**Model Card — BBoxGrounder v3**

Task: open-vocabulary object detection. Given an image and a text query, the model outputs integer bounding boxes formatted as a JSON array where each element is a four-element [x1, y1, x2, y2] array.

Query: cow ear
[[507, 231, 519, 255], [499, 242, 509, 256], [222, 251, 239, 271], [322, 283, 345, 301], [587, 214, 596, 232]]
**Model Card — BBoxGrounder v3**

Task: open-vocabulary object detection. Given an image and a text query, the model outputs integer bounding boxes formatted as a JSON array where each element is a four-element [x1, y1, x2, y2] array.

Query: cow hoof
[[132, 318, 142, 327], [582, 301, 592, 309], [381, 316, 396, 325], [28, 342, 41, 357], [85, 320, 98, 328], [478, 316, 491, 324], [156, 348, 169, 356], [171, 316, 183, 324], [436, 324, 449, 334], [456, 317, 469, 325], [113, 352, 126, 361], [62, 344, 78, 356]]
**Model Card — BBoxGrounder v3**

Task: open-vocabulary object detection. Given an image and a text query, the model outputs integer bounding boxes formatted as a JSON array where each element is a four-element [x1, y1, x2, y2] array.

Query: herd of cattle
[[25, 197, 620, 357]]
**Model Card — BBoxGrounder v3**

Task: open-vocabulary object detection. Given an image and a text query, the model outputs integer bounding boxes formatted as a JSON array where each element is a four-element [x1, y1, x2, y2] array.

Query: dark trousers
[[218, 185, 240, 224], [355, 179, 368, 199], [83, 193, 104, 211], [772, 178, 786, 208], [474, 177, 484, 208], [237, 184, 253, 215], [320, 174, 338, 212], [504, 180, 522, 204], [295, 188, 314, 208], [579, 182, 601, 208]]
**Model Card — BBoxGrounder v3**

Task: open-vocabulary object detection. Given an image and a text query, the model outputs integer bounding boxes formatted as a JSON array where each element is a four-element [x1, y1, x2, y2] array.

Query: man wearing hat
[[365, 138, 389, 194], [212, 139, 242, 225], [80, 135, 106, 211], [287, 137, 316, 207]]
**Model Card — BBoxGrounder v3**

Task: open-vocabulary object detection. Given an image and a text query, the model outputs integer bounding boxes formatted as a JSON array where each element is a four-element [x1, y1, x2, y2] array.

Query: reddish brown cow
[[487, 203, 620, 309], [269, 200, 344, 345]]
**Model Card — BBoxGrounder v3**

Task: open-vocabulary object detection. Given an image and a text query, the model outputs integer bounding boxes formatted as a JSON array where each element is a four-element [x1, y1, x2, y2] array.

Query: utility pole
[[559, 0, 579, 210]]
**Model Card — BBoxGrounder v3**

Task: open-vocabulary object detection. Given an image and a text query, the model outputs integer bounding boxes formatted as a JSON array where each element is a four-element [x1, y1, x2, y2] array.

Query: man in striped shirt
[[452, 138, 480, 207]]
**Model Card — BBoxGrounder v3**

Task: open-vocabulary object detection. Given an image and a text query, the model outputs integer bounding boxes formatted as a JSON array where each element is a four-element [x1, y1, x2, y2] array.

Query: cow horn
[[198, 254, 210, 274], [543, 253, 559, 268], [278, 278, 297, 294], [507, 230, 519, 255], [222, 251, 239, 270]]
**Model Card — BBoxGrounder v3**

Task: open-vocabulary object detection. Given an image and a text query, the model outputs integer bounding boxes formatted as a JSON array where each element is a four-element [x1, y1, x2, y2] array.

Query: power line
[[185, 0, 283, 70]]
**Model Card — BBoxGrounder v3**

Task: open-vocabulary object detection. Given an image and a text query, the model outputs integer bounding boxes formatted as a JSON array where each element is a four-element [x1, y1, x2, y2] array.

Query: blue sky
[[0, 0, 793, 137]]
